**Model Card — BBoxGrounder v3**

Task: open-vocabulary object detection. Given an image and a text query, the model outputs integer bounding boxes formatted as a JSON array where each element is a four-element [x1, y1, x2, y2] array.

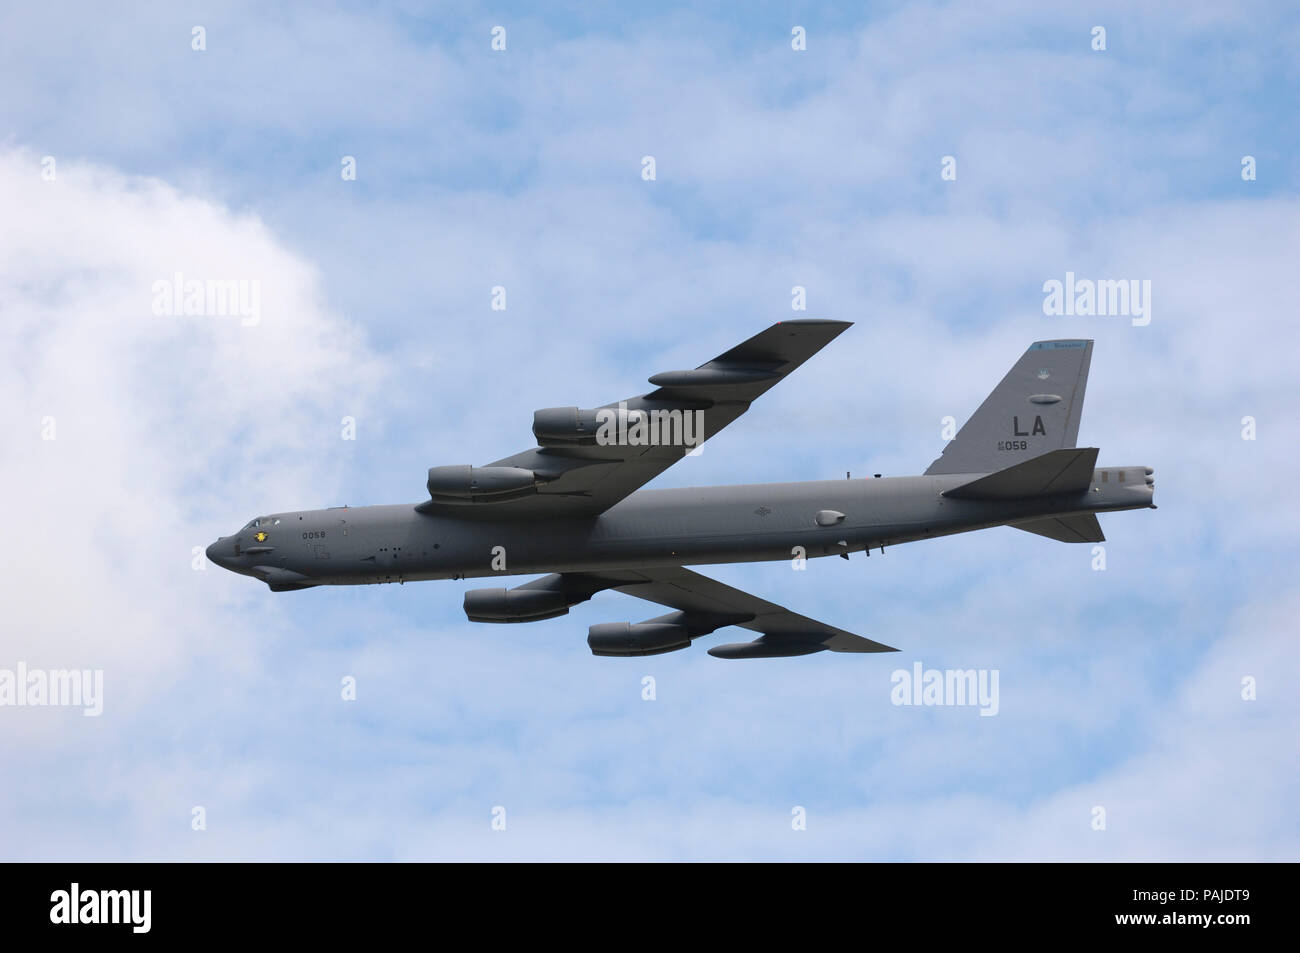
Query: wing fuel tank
[[708, 639, 827, 659]]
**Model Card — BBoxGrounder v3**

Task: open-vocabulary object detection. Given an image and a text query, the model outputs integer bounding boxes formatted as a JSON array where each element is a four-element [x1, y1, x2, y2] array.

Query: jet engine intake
[[532, 406, 602, 446]]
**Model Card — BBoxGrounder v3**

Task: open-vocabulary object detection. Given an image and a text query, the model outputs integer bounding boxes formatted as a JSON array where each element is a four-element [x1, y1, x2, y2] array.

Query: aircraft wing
[[568, 566, 898, 658], [418, 320, 851, 520]]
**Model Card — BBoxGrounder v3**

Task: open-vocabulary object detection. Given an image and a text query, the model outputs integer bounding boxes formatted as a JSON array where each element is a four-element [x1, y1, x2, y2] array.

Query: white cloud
[[0, 147, 382, 729]]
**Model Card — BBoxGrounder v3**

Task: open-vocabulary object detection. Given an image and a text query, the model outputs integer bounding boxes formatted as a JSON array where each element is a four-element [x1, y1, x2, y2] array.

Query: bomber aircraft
[[207, 321, 1155, 659]]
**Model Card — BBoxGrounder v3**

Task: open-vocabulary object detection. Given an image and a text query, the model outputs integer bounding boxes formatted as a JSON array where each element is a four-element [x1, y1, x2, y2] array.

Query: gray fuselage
[[206, 467, 1154, 589]]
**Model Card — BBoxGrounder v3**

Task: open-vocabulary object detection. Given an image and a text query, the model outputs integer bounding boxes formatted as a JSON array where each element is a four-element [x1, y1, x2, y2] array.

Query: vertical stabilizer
[[925, 340, 1093, 475]]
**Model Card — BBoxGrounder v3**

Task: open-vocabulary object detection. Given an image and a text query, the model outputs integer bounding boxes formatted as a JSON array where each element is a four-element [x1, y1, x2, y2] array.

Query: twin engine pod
[[464, 587, 576, 623], [585, 609, 741, 657], [426, 465, 548, 503], [587, 622, 691, 657]]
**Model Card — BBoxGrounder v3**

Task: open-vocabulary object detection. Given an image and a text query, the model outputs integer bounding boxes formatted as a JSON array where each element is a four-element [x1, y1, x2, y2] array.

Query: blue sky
[[1, 1, 1297, 859]]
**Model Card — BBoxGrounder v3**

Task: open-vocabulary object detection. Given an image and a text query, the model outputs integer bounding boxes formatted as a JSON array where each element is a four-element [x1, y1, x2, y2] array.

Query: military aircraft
[[207, 321, 1154, 659]]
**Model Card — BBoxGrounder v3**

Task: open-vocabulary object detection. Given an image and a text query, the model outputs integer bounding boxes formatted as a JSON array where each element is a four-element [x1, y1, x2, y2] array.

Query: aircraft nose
[[206, 537, 233, 567]]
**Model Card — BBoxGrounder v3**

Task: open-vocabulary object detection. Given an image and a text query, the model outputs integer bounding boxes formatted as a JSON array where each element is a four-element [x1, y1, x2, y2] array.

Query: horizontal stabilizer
[[943, 448, 1098, 500], [1011, 513, 1105, 543]]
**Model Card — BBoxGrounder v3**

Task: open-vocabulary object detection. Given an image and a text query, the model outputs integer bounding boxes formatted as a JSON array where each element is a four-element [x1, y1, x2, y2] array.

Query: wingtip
[[774, 318, 853, 328]]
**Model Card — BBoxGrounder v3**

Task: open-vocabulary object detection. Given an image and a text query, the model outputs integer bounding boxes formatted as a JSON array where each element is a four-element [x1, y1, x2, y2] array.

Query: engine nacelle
[[464, 588, 570, 623], [587, 622, 691, 657], [426, 465, 544, 502], [532, 406, 602, 446]]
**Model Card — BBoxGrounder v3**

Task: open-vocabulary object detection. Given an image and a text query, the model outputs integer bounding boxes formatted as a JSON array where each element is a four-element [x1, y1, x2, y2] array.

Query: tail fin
[[925, 339, 1093, 475]]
